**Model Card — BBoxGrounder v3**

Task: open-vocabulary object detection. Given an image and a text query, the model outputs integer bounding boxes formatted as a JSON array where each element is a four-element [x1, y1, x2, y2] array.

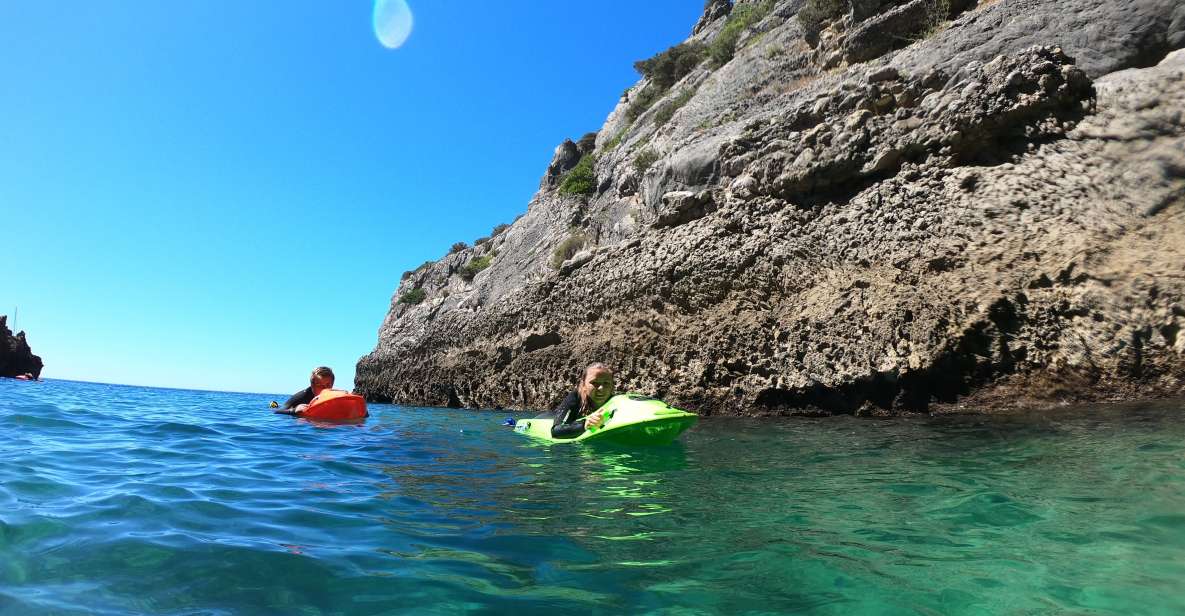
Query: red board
[[303, 389, 368, 421]]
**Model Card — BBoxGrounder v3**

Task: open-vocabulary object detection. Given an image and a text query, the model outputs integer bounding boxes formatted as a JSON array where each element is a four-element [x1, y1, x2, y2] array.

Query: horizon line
[[29, 376, 287, 398]]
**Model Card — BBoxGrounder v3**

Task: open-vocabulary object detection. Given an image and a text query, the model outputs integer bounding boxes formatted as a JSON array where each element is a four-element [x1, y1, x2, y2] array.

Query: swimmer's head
[[578, 362, 614, 410], [310, 366, 335, 393]]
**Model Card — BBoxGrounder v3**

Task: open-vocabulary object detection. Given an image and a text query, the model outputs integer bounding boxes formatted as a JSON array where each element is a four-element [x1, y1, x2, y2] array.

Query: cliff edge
[[358, 0, 1185, 415]]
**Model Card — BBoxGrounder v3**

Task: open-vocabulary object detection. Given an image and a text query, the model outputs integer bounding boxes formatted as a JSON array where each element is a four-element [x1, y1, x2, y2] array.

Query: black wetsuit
[[276, 386, 316, 415], [551, 391, 607, 439]]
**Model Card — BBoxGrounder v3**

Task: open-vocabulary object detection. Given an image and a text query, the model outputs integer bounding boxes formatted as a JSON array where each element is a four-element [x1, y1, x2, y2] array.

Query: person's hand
[[294, 403, 309, 415], [585, 410, 605, 429]]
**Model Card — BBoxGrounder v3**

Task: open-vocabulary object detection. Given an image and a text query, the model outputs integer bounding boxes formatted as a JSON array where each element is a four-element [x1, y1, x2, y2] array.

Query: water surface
[[2, 379, 1183, 614]]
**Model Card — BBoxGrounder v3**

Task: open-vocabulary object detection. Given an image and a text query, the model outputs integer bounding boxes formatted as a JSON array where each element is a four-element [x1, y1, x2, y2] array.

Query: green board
[[514, 394, 697, 445]]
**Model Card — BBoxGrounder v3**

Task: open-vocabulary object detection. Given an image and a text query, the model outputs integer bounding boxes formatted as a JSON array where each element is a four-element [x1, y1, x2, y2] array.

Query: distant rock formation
[[1, 315, 43, 379], [358, 0, 1184, 415]]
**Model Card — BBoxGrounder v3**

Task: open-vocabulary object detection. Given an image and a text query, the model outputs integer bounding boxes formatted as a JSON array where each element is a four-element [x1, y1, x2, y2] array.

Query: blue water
[[2, 379, 1184, 615]]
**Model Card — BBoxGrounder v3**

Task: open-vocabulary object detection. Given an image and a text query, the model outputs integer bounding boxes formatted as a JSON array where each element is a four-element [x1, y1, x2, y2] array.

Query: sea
[[2, 378, 1183, 615]]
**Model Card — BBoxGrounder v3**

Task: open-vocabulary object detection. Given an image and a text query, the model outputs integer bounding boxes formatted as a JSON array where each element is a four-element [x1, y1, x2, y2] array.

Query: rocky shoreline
[[1, 315, 43, 380], [357, 0, 1184, 416]]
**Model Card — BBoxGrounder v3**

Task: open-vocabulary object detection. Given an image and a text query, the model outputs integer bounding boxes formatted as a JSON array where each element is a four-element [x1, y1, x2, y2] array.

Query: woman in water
[[551, 362, 614, 438]]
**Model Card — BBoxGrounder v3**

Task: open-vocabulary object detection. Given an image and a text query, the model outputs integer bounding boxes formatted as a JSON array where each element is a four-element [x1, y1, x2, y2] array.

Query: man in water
[[275, 366, 334, 416]]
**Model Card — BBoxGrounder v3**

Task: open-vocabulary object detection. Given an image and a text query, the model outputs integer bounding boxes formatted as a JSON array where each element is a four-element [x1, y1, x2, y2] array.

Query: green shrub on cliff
[[654, 89, 695, 126], [491, 223, 510, 236], [919, 0, 953, 39], [558, 153, 597, 196], [550, 233, 587, 269], [601, 128, 627, 152], [710, 0, 775, 67], [797, 0, 844, 36], [449, 242, 468, 254], [577, 131, 598, 152], [634, 41, 707, 90], [399, 287, 426, 305], [633, 148, 660, 175], [626, 41, 708, 123], [625, 85, 663, 122], [458, 255, 493, 281], [401, 260, 434, 280]]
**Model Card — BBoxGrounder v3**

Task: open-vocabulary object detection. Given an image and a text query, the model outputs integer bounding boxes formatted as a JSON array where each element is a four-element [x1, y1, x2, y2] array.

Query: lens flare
[[373, 0, 413, 49]]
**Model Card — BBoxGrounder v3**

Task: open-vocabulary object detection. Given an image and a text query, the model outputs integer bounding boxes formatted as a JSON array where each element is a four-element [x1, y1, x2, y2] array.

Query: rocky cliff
[[1, 316, 43, 379], [357, 0, 1185, 416]]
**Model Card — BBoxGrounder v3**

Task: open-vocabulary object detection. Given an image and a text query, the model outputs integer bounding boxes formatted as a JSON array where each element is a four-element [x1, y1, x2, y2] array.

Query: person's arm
[[550, 391, 587, 439], [276, 387, 313, 414]]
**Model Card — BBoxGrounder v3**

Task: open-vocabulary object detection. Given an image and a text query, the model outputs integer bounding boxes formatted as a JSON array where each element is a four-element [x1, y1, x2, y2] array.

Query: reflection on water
[[1, 379, 1183, 614]]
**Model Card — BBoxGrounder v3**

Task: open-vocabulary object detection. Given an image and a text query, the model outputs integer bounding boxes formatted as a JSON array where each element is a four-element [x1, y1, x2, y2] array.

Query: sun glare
[[373, 0, 414, 49]]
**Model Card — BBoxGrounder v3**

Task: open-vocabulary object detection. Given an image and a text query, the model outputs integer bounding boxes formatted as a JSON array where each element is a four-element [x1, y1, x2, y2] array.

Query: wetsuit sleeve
[[278, 387, 314, 413], [550, 391, 586, 439]]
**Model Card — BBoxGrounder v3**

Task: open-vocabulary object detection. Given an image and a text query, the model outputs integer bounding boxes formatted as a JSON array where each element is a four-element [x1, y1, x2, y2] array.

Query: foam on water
[[1, 378, 1183, 614]]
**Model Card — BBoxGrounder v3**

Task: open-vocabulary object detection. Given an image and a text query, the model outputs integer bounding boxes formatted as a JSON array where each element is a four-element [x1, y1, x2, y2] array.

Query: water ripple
[[1, 379, 1184, 613]]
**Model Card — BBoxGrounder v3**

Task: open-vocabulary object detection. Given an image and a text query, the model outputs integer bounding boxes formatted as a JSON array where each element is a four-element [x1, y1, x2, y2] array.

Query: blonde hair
[[310, 366, 335, 385]]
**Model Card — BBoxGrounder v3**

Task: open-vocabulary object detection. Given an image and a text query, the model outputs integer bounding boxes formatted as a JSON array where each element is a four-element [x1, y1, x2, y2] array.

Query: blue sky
[[0, 1, 701, 395]]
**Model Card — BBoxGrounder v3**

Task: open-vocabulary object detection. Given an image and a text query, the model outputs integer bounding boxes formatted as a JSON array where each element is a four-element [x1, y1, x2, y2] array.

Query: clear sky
[[0, 0, 701, 395]]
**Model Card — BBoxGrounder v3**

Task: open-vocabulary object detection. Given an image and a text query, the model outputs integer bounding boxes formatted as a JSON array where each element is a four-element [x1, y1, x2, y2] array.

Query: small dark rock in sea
[[1, 315, 43, 379]]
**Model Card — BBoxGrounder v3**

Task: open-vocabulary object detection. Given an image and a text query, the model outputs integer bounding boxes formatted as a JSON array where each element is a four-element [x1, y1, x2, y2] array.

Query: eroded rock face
[[895, 0, 1184, 78], [694, 0, 733, 35], [357, 0, 1184, 415], [543, 139, 582, 188], [1, 316, 43, 379]]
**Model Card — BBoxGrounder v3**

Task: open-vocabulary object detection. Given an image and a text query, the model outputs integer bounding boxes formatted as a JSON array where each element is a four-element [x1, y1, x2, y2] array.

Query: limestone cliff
[[357, 0, 1185, 415], [1, 316, 43, 379]]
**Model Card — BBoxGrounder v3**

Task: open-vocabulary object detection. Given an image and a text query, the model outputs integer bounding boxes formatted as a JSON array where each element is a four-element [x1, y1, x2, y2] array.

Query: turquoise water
[[2, 379, 1183, 615]]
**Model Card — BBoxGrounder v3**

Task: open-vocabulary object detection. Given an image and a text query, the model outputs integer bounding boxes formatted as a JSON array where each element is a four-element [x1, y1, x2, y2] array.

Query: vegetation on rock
[[576, 131, 598, 152], [401, 260, 434, 280], [654, 89, 695, 126], [633, 148, 660, 175], [550, 232, 587, 269], [796, 0, 844, 37], [448, 242, 468, 254], [625, 87, 662, 122], [709, 0, 775, 66], [398, 288, 426, 305], [634, 41, 707, 90], [919, 0, 954, 40], [627, 41, 708, 122], [458, 255, 493, 281], [558, 153, 597, 196], [601, 128, 627, 152]]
